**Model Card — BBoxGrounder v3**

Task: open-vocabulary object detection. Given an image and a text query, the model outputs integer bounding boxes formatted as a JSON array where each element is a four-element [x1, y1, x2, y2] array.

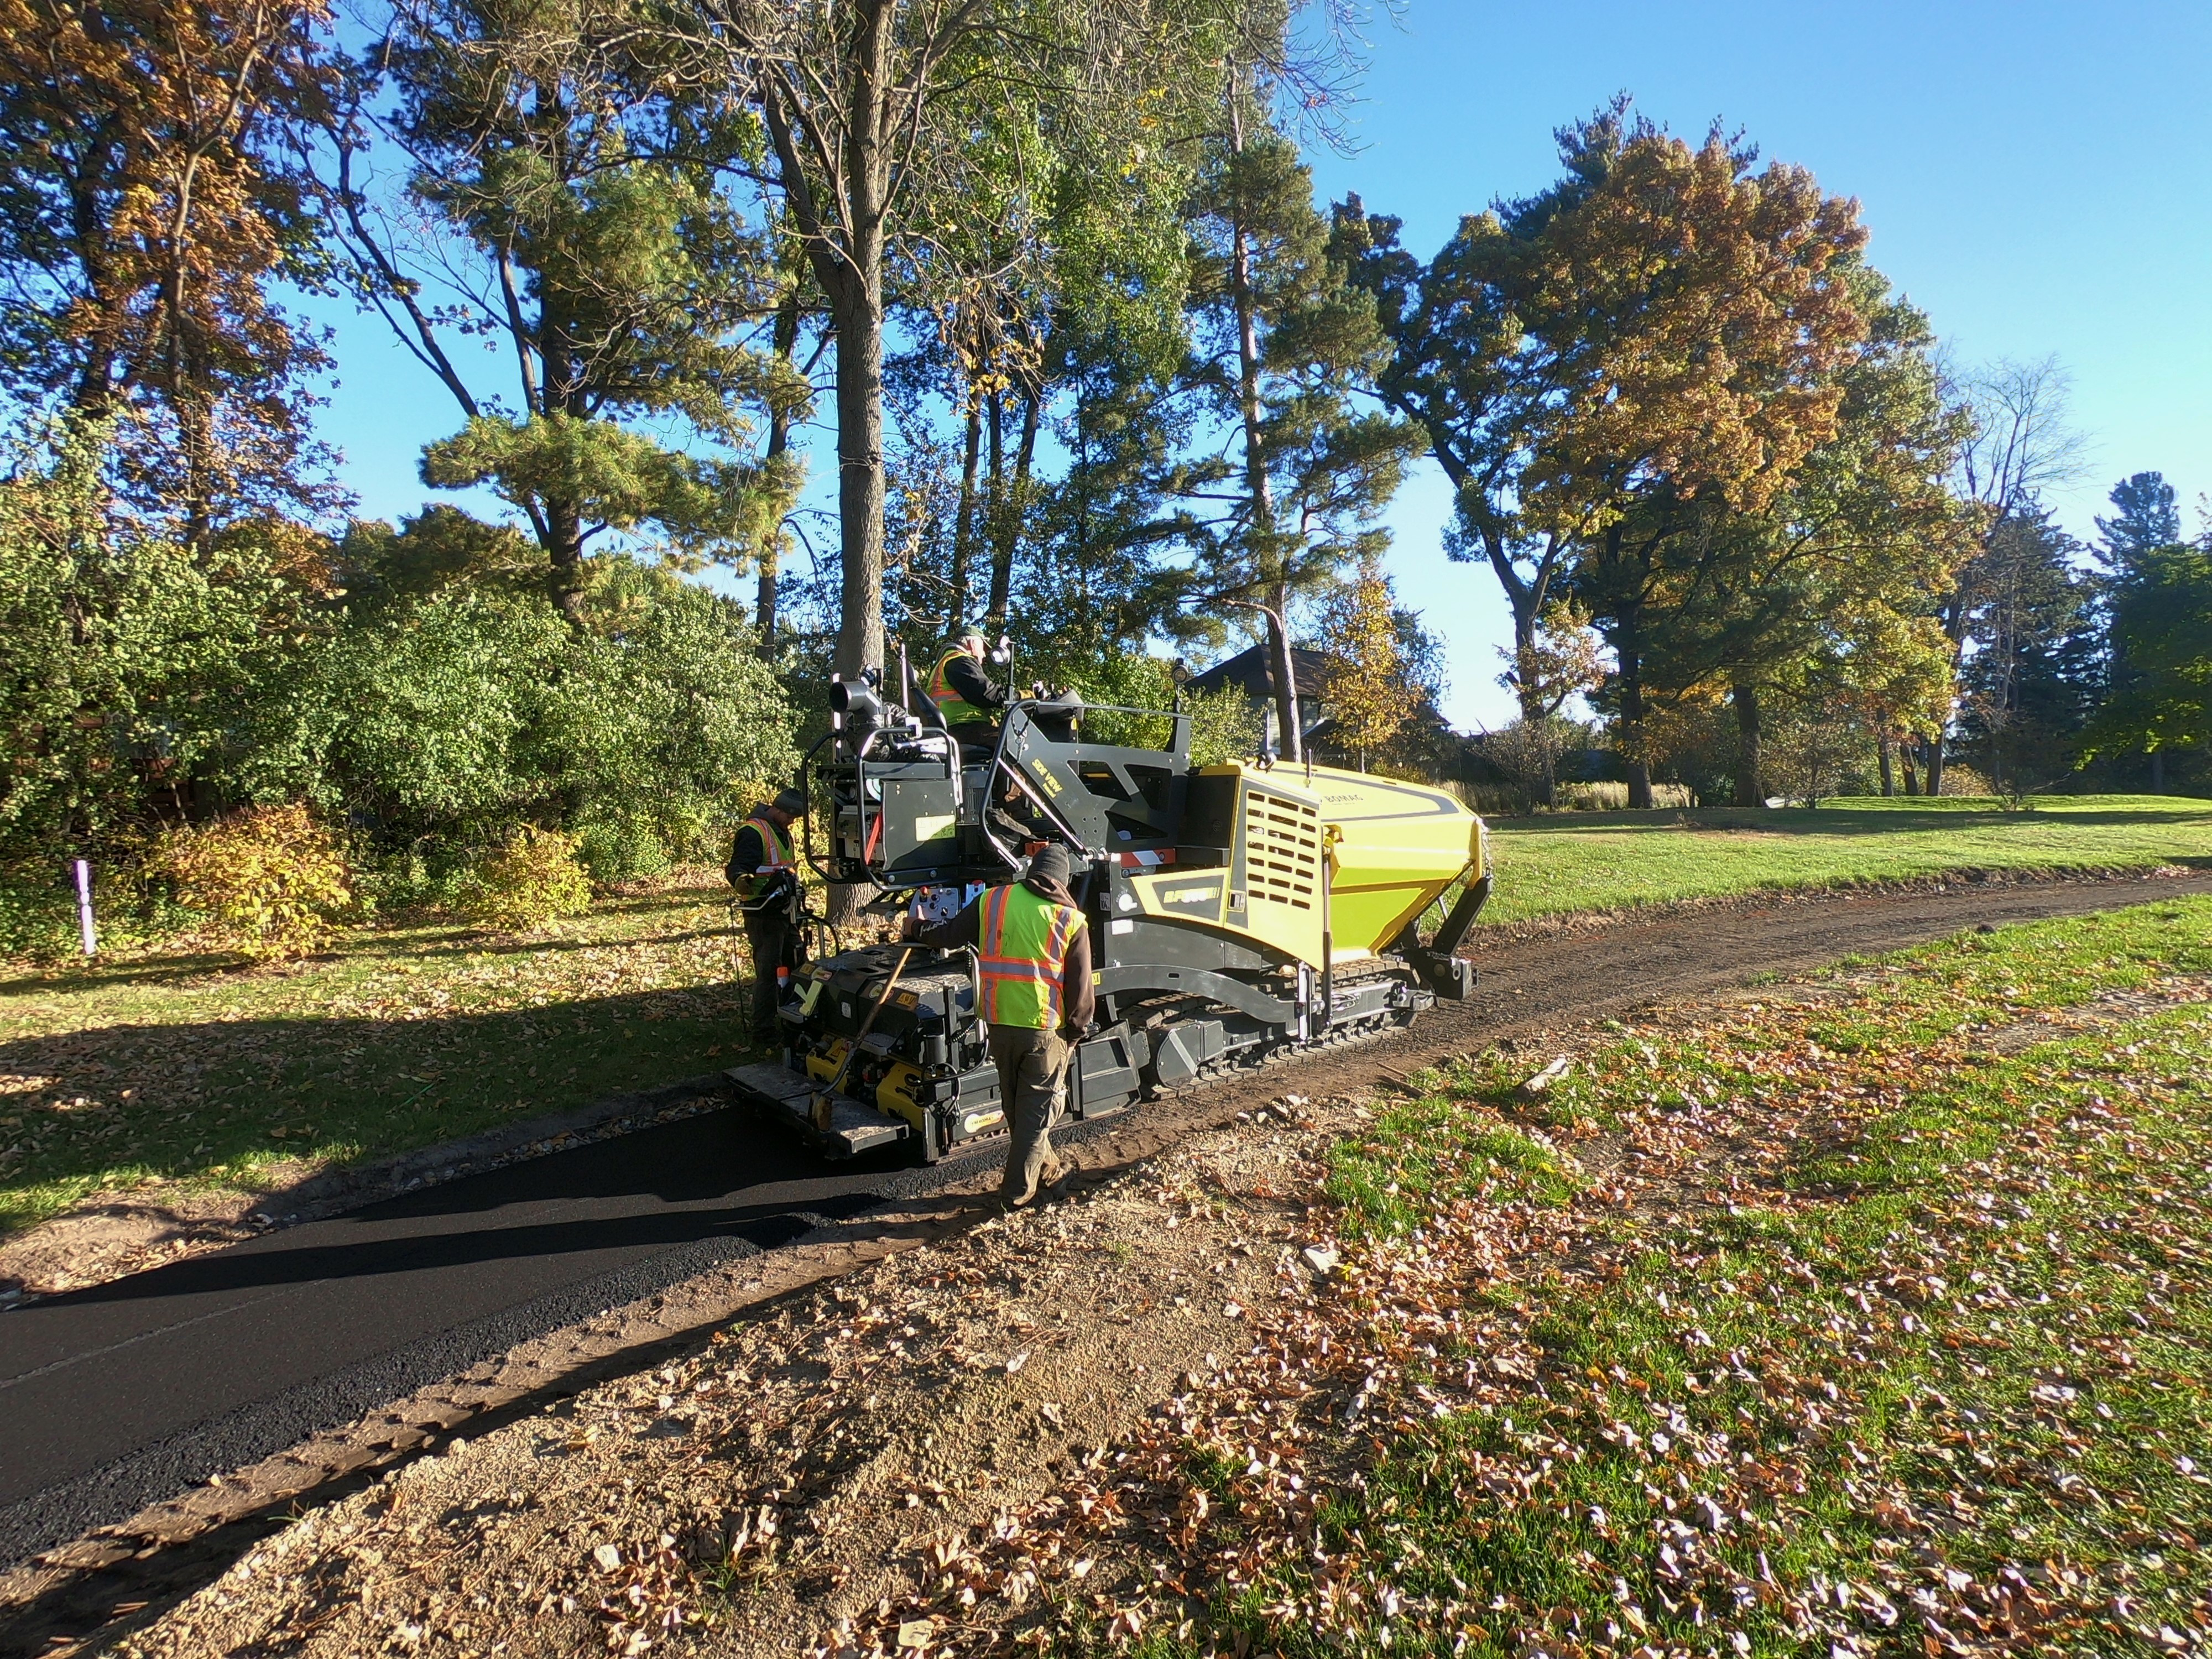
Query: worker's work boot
[[995, 1157, 1072, 1217]]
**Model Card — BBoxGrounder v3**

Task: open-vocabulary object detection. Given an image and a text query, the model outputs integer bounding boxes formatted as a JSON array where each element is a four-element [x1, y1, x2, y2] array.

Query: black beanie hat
[[1026, 843, 1072, 888]]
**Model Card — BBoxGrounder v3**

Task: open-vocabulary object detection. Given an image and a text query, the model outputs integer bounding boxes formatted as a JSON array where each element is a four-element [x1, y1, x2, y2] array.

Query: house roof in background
[[1182, 644, 1338, 705]]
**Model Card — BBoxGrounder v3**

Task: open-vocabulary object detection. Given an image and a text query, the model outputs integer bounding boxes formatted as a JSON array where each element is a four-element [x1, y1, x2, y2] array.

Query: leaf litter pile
[[105, 900, 2212, 1659]]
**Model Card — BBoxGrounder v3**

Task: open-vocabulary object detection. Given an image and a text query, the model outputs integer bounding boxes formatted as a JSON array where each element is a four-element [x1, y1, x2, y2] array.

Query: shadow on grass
[[0, 982, 761, 1229], [0, 892, 743, 998]]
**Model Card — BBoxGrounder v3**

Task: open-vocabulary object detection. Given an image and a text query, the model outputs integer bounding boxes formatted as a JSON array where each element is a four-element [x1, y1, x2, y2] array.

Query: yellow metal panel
[[1128, 867, 1228, 927], [1142, 760, 1481, 971], [1303, 765, 1485, 953], [874, 1061, 928, 1130]]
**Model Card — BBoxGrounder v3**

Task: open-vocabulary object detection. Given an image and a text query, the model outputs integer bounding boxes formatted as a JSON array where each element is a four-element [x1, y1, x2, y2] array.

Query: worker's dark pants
[[743, 911, 799, 1047], [988, 1025, 1070, 1204]]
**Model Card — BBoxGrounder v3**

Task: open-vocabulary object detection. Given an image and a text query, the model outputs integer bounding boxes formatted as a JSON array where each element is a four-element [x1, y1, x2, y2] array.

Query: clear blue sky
[[305, 1, 2212, 731]]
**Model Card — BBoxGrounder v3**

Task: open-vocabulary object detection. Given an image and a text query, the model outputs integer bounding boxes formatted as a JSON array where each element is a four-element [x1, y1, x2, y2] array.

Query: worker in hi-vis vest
[[926, 628, 1008, 753], [906, 842, 1092, 1208], [724, 787, 807, 1047]]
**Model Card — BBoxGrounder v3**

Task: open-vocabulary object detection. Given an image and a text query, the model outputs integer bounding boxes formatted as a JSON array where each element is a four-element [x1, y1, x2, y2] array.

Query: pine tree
[[2094, 472, 2180, 576], [1953, 510, 2101, 797], [1174, 109, 1416, 760], [328, 0, 801, 626], [2091, 470, 2193, 790]]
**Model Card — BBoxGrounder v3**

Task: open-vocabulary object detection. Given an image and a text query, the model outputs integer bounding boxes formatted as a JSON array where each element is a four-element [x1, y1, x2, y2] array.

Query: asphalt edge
[[246, 1070, 735, 1224]]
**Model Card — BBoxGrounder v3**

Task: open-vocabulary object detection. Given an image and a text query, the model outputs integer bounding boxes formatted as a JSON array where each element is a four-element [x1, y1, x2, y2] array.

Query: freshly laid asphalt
[[0, 1102, 954, 1566]]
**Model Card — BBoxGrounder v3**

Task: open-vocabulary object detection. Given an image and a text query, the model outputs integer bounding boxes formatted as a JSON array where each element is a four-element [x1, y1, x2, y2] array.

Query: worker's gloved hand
[[899, 914, 921, 942]]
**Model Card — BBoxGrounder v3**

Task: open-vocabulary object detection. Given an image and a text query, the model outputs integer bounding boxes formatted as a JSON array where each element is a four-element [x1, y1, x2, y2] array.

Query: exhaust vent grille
[[1243, 787, 1320, 911]]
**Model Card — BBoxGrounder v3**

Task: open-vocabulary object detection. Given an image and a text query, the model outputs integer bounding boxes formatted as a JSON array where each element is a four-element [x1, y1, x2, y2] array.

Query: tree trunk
[[753, 6, 891, 927], [1265, 579, 1300, 765], [1924, 733, 1946, 799], [759, 0, 890, 685], [829, 278, 885, 681], [2151, 749, 2166, 793], [949, 397, 981, 625], [754, 540, 779, 659], [986, 389, 1037, 628], [1225, 84, 1294, 763], [1616, 611, 1651, 810], [546, 504, 589, 629], [1731, 682, 1763, 807], [756, 286, 802, 658], [1902, 744, 1919, 796], [1878, 733, 1895, 797]]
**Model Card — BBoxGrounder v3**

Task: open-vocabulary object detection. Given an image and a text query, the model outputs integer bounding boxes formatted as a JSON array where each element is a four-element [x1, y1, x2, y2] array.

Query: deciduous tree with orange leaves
[[0, 0, 337, 542], [1343, 99, 1873, 805]]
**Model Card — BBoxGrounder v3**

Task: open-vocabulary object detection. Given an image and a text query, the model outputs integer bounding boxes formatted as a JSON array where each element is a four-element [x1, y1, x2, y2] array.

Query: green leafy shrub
[[3, 429, 795, 938], [460, 826, 592, 929], [1, 422, 296, 866], [226, 559, 797, 886], [1938, 764, 1997, 797], [150, 804, 356, 958], [572, 817, 672, 885]]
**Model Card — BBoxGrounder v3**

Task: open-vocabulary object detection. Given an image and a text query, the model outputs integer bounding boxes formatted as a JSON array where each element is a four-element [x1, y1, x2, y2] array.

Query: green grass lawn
[[1481, 792, 2212, 924], [0, 879, 765, 1237], [1115, 899, 2212, 1657]]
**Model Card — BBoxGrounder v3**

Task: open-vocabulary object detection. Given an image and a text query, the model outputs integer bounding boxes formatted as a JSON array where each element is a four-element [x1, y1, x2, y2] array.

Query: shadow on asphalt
[[27, 1108, 905, 1309]]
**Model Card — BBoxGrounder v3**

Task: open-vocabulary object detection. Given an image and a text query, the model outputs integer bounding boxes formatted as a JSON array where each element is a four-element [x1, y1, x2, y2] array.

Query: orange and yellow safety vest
[[977, 882, 1086, 1030], [731, 814, 794, 901], [927, 648, 987, 725]]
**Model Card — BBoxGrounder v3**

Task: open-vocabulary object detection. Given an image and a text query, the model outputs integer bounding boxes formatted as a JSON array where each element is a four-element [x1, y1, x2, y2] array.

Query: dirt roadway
[[5, 864, 2210, 1657]]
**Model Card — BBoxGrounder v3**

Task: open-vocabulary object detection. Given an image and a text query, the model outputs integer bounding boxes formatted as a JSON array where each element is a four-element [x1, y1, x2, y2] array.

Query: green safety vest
[[731, 814, 794, 901], [977, 882, 1086, 1030], [927, 649, 987, 726]]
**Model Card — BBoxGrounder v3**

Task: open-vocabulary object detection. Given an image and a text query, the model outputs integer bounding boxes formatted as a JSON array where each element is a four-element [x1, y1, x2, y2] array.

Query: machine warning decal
[[911, 812, 956, 842]]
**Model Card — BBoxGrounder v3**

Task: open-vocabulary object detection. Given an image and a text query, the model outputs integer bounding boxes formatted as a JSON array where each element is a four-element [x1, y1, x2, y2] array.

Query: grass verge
[[0, 878, 765, 1236], [854, 898, 2211, 1657], [1481, 793, 2212, 924]]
